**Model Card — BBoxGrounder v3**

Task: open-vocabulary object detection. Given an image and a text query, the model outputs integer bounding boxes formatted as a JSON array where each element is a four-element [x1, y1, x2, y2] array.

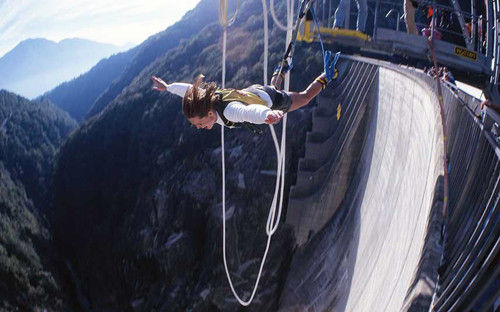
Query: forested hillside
[[0, 90, 77, 311], [86, 0, 222, 120], [0, 91, 76, 211]]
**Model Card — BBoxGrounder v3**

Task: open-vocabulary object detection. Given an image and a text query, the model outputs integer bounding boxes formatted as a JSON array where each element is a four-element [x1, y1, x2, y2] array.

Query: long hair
[[182, 74, 219, 119]]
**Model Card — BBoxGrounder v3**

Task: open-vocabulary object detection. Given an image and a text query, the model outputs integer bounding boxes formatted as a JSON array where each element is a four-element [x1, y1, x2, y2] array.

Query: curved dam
[[281, 57, 445, 312]]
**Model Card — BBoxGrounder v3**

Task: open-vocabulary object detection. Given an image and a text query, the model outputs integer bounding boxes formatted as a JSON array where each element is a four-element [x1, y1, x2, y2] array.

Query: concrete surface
[[280, 59, 445, 312]]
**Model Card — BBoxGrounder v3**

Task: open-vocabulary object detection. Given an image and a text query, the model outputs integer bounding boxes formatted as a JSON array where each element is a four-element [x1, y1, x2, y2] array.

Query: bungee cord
[[262, 0, 269, 85], [218, 0, 312, 306], [270, 0, 294, 31], [218, 0, 239, 27]]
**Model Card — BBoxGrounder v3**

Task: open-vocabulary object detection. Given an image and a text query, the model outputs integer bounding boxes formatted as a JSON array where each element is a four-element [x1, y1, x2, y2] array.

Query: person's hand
[[151, 76, 168, 91], [265, 110, 284, 124], [481, 100, 492, 110], [323, 50, 340, 81]]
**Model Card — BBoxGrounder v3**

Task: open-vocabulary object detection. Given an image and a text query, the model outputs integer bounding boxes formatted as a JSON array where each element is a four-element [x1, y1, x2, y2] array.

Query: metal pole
[[323, 0, 326, 24], [492, 0, 497, 84], [450, 0, 474, 49], [315, 0, 319, 24], [397, 11, 401, 32], [373, 0, 380, 39], [478, 15, 483, 54], [493, 0, 498, 84], [471, 0, 476, 51], [345, 0, 351, 29], [431, 0, 436, 39], [487, 0, 494, 58], [329, 0, 332, 27]]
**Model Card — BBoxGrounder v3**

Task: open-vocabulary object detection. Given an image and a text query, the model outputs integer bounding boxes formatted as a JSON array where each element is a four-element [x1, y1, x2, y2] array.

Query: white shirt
[[166, 83, 273, 126]]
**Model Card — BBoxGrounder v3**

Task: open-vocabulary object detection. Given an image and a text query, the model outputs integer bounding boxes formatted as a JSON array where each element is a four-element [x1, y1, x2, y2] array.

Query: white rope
[[219, 0, 294, 306], [266, 0, 294, 236], [219, 0, 239, 27], [262, 0, 269, 86], [270, 0, 295, 31]]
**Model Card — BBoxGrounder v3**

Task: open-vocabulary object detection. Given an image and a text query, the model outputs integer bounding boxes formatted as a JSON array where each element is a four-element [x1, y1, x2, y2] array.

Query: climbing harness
[[218, 0, 315, 306], [272, 60, 292, 80], [213, 88, 268, 134]]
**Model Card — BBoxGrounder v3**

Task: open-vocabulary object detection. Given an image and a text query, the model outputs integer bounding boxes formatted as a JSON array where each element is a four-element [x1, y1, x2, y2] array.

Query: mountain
[[50, 0, 327, 310], [42, 0, 223, 123], [40, 47, 139, 122], [0, 38, 124, 99], [85, 0, 224, 120], [0, 90, 77, 310]]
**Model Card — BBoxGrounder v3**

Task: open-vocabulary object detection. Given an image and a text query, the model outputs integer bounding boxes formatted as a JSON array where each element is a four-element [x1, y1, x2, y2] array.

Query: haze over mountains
[[0, 38, 133, 99]]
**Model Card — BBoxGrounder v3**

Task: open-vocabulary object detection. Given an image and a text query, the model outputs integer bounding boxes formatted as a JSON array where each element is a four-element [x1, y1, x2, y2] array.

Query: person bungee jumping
[[151, 51, 340, 131]]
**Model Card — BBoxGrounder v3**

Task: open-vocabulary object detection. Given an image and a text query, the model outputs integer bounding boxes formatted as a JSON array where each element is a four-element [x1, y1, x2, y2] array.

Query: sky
[[0, 0, 200, 57]]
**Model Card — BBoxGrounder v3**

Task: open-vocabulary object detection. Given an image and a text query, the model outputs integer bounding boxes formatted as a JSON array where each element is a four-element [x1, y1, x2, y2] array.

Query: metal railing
[[312, 0, 486, 49], [305, 0, 500, 97], [427, 78, 500, 312]]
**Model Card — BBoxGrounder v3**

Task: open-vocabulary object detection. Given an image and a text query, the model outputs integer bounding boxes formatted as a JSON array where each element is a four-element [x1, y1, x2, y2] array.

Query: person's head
[[182, 75, 219, 130]]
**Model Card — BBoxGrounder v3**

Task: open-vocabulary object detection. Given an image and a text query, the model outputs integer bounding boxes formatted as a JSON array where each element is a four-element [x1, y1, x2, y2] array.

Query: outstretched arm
[[151, 76, 191, 97], [287, 51, 341, 112], [151, 76, 168, 91]]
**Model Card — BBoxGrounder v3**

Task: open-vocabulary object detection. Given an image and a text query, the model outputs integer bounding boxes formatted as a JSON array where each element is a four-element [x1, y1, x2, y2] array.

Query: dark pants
[[249, 84, 292, 113]]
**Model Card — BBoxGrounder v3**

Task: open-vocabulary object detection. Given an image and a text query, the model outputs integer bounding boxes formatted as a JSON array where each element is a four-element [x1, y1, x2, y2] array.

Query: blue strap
[[309, 5, 340, 82], [309, 6, 325, 58]]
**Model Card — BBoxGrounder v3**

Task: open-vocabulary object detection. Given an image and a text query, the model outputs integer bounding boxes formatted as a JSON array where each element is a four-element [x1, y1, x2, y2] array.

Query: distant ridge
[[40, 47, 139, 122], [0, 38, 125, 98]]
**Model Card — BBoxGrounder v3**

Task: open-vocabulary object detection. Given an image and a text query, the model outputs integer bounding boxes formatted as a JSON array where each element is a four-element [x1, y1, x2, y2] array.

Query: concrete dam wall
[[281, 58, 445, 312]]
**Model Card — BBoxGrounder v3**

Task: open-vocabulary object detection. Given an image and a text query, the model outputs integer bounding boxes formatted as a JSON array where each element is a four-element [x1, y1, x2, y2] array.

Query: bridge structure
[[298, 0, 499, 94]]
